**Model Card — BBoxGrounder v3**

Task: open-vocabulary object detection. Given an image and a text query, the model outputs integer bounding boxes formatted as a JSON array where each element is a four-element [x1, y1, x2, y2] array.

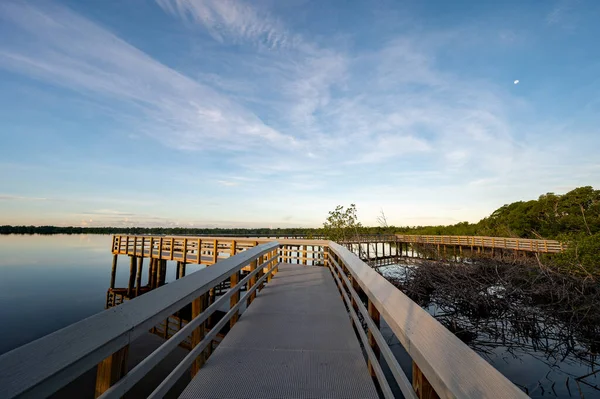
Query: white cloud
[[514, 80, 520, 84]]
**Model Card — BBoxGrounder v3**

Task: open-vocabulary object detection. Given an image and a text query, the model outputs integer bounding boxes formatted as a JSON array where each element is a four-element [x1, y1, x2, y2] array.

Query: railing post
[[247, 256, 258, 306], [230, 241, 240, 328], [412, 361, 439, 399], [191, 294, 207, 377], [94, 346, 129, 398], [212, 239, 218, 264], [302, 245, 307, 265], [258, 254, 265, 291], [367, 299, 380, 377], [183, 238, 188, 263], [267, 249, 275, 281]]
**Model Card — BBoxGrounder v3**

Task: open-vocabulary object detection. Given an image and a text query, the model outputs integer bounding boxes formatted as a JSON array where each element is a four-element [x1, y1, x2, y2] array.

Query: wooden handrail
[[328, 242, 527, 398], [341, 234, 564, 253], [0, 242, 279, 399]]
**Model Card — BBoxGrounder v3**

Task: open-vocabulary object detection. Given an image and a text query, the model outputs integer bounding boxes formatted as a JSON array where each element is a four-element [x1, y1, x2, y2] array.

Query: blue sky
[[0, 0, 599, 228]]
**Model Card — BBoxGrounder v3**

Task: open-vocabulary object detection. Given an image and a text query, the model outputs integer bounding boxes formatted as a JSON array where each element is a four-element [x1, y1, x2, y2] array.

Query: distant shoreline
[[0, 226, 321, 236]]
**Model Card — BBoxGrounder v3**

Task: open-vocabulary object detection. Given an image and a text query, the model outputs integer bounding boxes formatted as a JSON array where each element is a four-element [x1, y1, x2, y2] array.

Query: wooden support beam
[[94, 345, 129, 398], [412, 361, 439, 399], [367, 299, 380, 377], [109, 254, 118, 289], [180, 262, 186, 278]]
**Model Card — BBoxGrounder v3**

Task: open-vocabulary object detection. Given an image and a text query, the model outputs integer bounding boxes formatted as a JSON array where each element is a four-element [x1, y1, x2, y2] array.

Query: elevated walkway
[[180, 263, 378, 398]]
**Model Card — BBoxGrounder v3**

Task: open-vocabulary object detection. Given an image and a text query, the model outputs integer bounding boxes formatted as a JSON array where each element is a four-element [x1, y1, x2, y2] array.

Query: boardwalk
[[0, 238, 528, 399], [181, 264, 378, 398]]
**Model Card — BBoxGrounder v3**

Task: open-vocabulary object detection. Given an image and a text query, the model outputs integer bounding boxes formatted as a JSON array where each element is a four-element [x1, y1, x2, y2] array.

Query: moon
[[514, 80, 520, 85]]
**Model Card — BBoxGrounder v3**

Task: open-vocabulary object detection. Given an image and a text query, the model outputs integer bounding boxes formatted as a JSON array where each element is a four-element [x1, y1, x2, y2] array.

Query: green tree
[[323, 204, 362, 242]]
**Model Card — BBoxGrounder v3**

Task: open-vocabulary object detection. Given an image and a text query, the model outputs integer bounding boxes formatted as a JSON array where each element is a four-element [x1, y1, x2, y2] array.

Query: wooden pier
[[0, 235, 535, 399]]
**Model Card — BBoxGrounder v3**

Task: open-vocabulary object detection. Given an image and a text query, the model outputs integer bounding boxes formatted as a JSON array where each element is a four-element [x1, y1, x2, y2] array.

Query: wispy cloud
[[0, 194, 48, 201], [156, 0, 292, 49], [546, 0, 577, 28], [216, 180, 240, 187], [0, 1, 293, 153]]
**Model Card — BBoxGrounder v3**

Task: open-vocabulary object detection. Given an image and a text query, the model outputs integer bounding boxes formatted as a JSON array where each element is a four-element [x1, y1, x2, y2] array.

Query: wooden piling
[[109, 254, 118, 289], [127, 256, 136, 298], [135, 257, 143, 297]]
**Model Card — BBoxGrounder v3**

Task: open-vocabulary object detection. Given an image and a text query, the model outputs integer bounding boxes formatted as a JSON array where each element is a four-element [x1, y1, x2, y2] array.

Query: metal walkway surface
[[180, 263, 379, 399]]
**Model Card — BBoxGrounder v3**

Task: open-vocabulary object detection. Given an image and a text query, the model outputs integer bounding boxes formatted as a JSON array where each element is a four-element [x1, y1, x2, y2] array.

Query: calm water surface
[[0, 234, 206, 355]]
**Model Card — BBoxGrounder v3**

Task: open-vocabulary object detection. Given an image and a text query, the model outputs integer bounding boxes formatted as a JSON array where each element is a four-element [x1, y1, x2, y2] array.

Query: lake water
[[1, 235, 598, 398], [0, 234, 207, 355]]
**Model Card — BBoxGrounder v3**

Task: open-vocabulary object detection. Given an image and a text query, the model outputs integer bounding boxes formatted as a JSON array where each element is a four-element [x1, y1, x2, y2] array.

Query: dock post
[[94, 346, 129, 398]]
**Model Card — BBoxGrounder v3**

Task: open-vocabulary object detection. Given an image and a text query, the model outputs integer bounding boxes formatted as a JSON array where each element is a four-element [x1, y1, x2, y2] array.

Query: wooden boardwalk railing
[[0, 237, 528, 399], [341, 234, 564, 253]]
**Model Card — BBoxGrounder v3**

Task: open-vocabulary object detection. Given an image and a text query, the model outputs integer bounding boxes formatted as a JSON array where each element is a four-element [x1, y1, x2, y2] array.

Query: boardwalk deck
[[180, 263, 379, 399]]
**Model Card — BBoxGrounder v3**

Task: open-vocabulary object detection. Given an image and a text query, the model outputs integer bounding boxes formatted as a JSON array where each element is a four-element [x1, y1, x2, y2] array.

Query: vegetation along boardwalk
[[0, 235, 545, 398]]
